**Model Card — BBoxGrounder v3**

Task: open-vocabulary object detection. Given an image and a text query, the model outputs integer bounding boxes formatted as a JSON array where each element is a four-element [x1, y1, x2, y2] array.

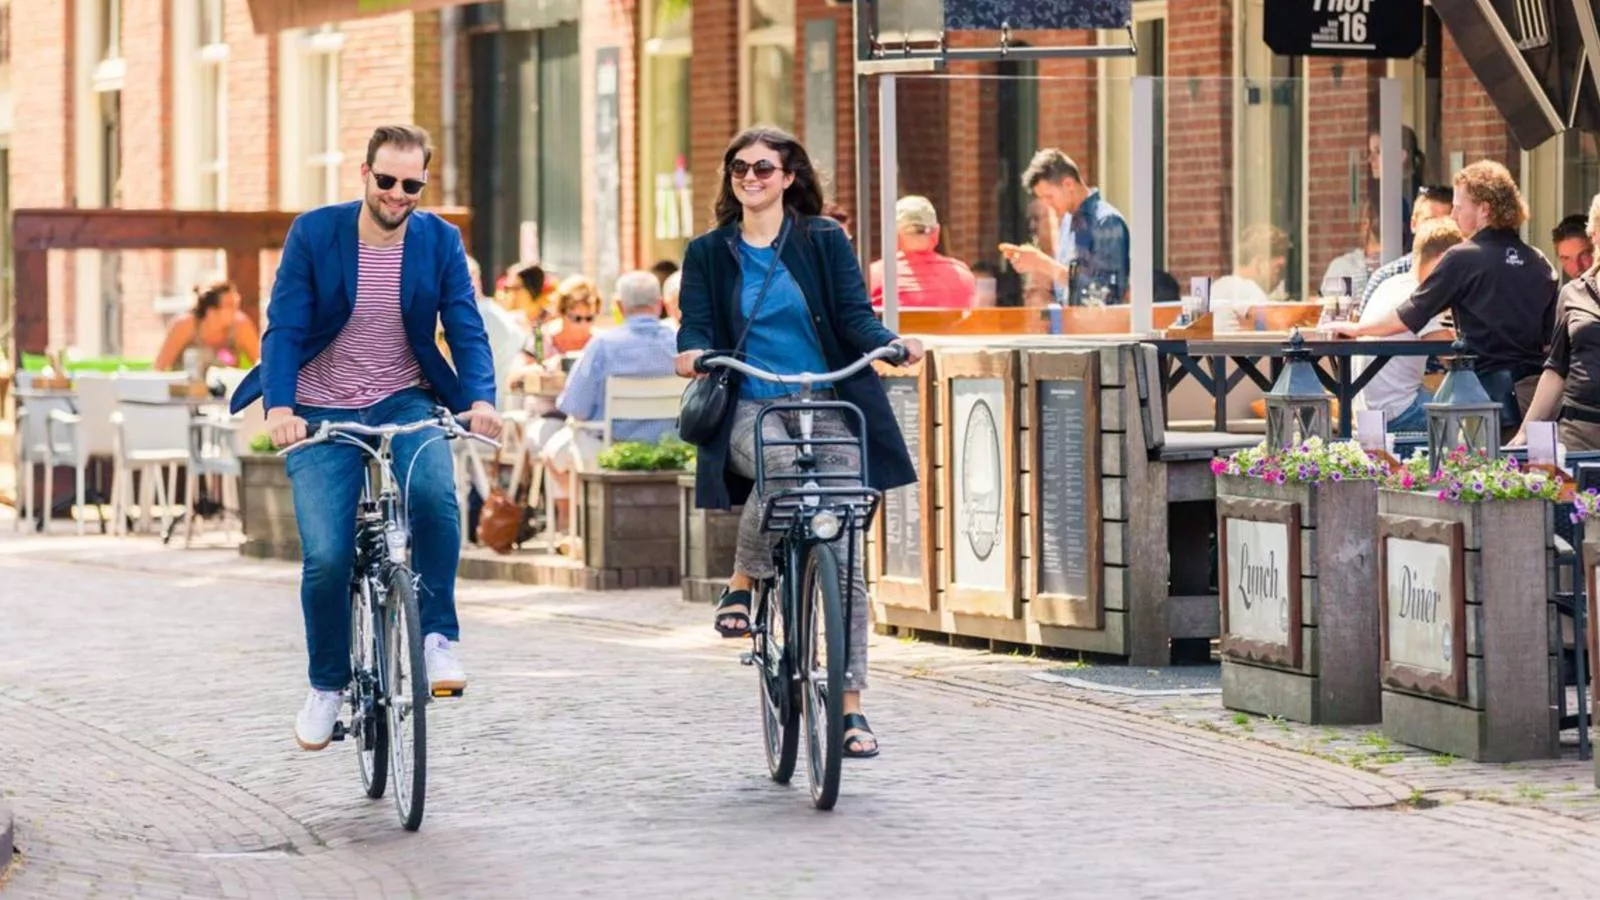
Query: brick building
[[6, 0, 1597, 359]]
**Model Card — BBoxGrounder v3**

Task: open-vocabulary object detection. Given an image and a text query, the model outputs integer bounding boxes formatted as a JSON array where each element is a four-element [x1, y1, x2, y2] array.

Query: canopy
[[1432, 0, 1600, 149]]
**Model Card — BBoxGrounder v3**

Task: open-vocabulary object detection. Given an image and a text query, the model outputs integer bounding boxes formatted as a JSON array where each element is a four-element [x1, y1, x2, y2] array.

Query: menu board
[[1035, 380, 1091, 597], [951, 377, 1008, 590], [881, 377, 923, 581], [1378, 516, 1466, 701]]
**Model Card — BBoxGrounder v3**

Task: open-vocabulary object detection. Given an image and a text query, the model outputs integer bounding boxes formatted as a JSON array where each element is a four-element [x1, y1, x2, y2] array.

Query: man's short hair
[[1453, 160, 1528, 231], [1413, 217, 1465, 267], [1021, 149, 1082, 191], [615, 270, 662, 313], [366, 124, 434, 169], [1554, 214, 1591, 246], [1238, 223, 1290, 264], [1418, 184, 1454, 207]]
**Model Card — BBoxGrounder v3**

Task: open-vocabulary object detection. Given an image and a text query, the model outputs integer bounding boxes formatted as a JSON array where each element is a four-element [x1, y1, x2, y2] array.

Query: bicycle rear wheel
[[385, 569, 428, 831], [800, 543, 846, 811], [754, 577, 799, 784], [352, 578, 389, 799]]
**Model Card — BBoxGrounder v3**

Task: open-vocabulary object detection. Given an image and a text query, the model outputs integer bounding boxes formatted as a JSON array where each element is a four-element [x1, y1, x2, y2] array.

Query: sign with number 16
[[1265, 0, 1423, 59]]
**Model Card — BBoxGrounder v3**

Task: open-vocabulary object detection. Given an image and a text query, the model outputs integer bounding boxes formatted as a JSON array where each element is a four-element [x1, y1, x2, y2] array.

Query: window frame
[[641, 0, 694, 262], [739, 0, 796, 130]]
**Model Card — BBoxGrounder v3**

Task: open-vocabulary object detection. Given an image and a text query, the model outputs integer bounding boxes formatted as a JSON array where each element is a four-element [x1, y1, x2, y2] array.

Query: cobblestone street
[[5, 531, 1600, 898]]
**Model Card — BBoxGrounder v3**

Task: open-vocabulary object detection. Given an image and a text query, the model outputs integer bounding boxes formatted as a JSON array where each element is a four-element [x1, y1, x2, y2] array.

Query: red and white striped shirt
[[296, 241, 423, 408]]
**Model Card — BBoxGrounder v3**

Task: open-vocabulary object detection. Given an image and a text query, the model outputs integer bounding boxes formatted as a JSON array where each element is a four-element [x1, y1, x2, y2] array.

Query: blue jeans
[[1387, 389, 1432, 433], [287, 388, 462, 691], [1476, 369, 1526, 430]]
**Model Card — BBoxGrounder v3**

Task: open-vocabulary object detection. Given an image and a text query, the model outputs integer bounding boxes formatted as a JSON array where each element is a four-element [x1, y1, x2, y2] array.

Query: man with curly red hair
[[1330, 160, 1557, 430]]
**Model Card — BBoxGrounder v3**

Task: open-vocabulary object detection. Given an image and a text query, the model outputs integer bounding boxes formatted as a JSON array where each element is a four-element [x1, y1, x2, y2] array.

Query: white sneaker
[[424, 633, 467, 695], [295, 688, 344, 751]]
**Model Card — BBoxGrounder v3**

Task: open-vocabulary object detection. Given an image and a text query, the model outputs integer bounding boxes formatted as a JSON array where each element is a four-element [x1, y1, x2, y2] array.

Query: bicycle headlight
[[811, 510, 842, 541]]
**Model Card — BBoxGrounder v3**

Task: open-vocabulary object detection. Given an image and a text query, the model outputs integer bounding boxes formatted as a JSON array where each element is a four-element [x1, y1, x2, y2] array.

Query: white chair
[[14, 389, 79, 534], [182, 411, 243, 548], [544, 374, 687, 550], [41, 372, 120, 533], [110, 386, 193, 537]]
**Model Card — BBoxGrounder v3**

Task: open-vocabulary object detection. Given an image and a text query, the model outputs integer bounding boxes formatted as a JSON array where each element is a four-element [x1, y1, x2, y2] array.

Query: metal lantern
[[1265, 329, 1332, 450], [1425, 339, 1501, 475]]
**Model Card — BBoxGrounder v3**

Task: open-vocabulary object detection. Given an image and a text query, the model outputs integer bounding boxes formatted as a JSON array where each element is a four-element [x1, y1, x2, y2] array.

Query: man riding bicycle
[[228, 124, 502, 751]]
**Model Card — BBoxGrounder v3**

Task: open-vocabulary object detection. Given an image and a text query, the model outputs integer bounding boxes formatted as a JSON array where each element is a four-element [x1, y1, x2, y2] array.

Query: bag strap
[[728, 215, 794, 361]]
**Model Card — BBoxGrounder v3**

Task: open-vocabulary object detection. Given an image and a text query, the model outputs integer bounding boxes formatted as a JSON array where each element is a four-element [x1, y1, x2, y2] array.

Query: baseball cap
[[896, 195, 939, 231]]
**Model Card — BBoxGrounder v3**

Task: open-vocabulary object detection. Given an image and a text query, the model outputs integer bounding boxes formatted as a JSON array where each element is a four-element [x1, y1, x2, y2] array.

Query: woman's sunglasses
[[372, 172, 427, 195], [566, 314, 595, 323], [729, 159, 784, 180]]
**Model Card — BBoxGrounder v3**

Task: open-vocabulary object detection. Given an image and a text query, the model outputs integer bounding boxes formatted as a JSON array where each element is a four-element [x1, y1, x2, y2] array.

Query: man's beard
[[366, 194, 415, 231]]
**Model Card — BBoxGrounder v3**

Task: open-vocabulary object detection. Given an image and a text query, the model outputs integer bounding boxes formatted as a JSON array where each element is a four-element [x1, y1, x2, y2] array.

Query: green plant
[[596, 437, 696, 471], [1430, 753, 1457, 767], [1231, 712, 1251, 727], [1212, 437, 1391, 485]]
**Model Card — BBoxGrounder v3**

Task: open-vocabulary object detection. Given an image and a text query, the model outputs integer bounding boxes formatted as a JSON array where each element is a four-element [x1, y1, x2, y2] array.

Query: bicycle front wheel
[[385, 569, 428, 831], [352, 578, 389, 799], [755, 577, 799, 784], [800, 542, 846, 811]]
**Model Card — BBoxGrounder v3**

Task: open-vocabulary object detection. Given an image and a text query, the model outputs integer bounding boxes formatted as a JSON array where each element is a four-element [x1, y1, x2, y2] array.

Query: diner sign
[[1379, 516, 1467, 701], [1264, 0, 1424, 60], [1218, 498, 1302, 669]]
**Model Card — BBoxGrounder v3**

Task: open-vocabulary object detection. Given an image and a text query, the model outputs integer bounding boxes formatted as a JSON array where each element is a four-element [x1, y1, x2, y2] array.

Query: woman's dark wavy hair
[[193, 279, 237, 319], [713, 126, 825, 228]]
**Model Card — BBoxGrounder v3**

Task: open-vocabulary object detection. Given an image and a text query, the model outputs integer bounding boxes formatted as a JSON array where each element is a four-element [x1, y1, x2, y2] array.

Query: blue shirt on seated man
[[540, 270, 681, 527]]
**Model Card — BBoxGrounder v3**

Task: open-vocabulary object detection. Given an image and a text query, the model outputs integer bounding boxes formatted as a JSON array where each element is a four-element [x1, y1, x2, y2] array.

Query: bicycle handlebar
[[278, 411, 501, 455], [694, 343, 908, 383]]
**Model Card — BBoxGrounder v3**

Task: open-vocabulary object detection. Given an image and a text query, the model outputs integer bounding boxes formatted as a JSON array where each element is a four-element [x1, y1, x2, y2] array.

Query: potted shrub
[[1375, 448, 1564, 762], [1211, 437, 1393, 724], [576, 438, 693, 588], [239, 432, 299, 561]]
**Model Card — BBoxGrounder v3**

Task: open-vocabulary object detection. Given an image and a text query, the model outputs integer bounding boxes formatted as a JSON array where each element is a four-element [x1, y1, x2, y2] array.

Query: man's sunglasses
[[373, 172, 427, 195], [729, 159, 784, 180]]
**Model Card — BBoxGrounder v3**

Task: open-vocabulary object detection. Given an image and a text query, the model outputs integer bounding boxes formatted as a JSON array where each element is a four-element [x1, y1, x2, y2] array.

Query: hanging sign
[[1264, 0, 1424, 59]]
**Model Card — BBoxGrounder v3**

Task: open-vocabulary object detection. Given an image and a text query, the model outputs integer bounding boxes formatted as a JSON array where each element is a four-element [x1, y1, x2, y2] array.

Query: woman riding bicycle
[[675, 125, 925, 758]]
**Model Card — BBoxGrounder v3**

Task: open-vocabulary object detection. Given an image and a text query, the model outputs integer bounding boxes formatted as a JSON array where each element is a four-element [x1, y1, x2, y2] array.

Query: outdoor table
[[1145, 335, 1446, 437]]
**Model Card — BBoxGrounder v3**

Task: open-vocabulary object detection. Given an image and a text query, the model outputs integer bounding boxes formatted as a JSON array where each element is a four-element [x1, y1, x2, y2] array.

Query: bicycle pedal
[[329, 722, 348, 742], [739, 652, 756, 666], [431, 687, 465, 698]]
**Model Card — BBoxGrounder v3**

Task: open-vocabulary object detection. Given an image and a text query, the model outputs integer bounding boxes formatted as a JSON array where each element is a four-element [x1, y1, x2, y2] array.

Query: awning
[[1432, 0, 1600, 150], [245, 0, 476, 35]]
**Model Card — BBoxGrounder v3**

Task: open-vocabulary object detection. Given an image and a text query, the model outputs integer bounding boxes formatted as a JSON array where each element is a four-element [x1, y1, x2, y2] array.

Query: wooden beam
[[10, 207, 471, 357]]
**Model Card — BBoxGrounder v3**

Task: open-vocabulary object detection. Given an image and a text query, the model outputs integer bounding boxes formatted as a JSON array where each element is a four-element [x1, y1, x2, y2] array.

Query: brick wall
[[1439, 29, 1518, 177], [689, 0, 739, 234], [117, 0, 174, 359], [1165, 1, 1234, 284], [12, 0, 74, 349], [1303, 59, 1382, 293], [225, 0, 277, 212], [337, 13, 419, 204]]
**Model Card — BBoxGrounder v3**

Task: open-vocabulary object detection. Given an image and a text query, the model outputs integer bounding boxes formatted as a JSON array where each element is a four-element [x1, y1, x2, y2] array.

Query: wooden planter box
[[679, 473, 741, 604], [577, 470, 683, 589], [239, 454, 300, 562], [1376, 490, 1558, 762], [1216, 475, 1382, 724]]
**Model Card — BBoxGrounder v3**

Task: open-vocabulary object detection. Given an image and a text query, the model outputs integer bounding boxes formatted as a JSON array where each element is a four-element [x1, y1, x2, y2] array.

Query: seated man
[[541, 270, 680, 529], [1353, 218, 1461, 432], [869, 196, 977, 309]]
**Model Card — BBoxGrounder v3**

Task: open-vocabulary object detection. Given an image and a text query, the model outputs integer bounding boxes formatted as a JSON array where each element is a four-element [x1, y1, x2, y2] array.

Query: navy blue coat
[[229, 201, 494, 415], [677, 214, 917, 510]]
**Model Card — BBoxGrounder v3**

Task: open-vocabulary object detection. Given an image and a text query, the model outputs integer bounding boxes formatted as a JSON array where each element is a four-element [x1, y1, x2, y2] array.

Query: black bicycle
[[281, 410, 497, 831], [697, 344, 905, 810]]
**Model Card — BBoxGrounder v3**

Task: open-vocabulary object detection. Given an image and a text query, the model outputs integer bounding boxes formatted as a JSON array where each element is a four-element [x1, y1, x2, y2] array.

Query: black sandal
[[714, 588, 752, 639], [843, 713, 880, 758]]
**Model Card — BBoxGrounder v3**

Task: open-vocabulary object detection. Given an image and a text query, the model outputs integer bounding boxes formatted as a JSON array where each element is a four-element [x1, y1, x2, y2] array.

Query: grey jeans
[[727, 398, 870, 691]]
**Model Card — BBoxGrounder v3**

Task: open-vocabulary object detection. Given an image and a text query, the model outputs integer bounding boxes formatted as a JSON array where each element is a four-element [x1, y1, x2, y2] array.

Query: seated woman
[[153, 280, 261, 373], [1516, 197, 1600, 450], [538, 275, 599, 362]]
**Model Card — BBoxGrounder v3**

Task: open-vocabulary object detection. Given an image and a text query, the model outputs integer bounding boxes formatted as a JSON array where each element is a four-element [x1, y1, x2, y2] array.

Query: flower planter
[[577, 469, 683, 589], [1375, 489, 1558, 762], [239, 454, 300, 562], [678, 474, 741, 604], [1216, 474, 1382, 724]]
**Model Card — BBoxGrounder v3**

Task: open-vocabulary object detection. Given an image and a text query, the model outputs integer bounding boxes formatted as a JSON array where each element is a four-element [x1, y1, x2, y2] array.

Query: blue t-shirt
[[737, 240, 830, 400]]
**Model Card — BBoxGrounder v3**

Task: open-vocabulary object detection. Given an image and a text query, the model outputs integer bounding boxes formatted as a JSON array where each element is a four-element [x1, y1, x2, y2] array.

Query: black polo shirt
[[1546, 276, 1600, 416], [1396, 227, 1558, 374]]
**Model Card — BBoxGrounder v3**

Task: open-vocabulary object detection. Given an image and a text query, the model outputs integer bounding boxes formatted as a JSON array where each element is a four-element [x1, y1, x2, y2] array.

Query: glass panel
[[748, 43, 794, 130], [199, 0, 223, 47], [651, 0, 690, 41], [198, 66, 222, 208], [644, 51, 692, 264]]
